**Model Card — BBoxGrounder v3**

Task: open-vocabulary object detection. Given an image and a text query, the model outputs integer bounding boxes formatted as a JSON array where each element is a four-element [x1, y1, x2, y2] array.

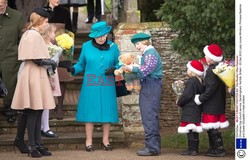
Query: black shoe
[[207, 149, 225, 157], [85, 145, 94, 152], [36, 145, 52, 156], [7, 115, 16, 123], [14, 139, 28, 154], [137, 148, 159, 156], [28, 146, 42, 158], [41, 130, 58, 138], [85, 18, 93, 23], [102, 143, 112, 151], [180, 149, 198, 156]]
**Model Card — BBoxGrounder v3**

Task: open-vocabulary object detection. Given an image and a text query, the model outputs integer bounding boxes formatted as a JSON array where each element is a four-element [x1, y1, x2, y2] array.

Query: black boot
[[204, 130, 214, 156], [72, 12, 78, 33], [180, 131, 198, 156], [5, 107, 17, 123], [14, 138, 28, 153], [36, 144, 52, 156], [193, 132, 199, 154], [14, 112, 28, 153], [207, 130, 225, 157], [28, 145, 42, 158]]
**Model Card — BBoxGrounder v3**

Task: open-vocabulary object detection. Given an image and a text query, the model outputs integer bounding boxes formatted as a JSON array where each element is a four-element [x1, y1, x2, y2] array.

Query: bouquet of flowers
[[172, 80, 185, 98], [48, 44, 63, 58], [55, 31, 74, 62], [46, 44, 63, 77], [212, 60, 235, 88]]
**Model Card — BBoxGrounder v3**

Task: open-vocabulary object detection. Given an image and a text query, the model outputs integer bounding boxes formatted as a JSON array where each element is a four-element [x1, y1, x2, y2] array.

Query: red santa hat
[[187, 60, 204, 76], [203, 44, 223, 62]]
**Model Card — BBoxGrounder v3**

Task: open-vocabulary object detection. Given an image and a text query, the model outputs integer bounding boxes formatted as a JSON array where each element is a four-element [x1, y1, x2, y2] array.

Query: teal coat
[[73, 40, 120, 123]]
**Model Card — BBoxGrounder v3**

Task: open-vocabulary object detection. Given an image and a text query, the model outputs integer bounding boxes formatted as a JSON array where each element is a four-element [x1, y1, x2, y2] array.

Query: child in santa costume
[[177, 60, 204, 156], [194, 44, 229, 157]]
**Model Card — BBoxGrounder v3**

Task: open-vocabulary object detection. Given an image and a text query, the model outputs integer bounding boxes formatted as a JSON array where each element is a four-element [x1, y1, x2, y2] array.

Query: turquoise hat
[[89, 21, 112, 38], [131, 33, 151, 44]]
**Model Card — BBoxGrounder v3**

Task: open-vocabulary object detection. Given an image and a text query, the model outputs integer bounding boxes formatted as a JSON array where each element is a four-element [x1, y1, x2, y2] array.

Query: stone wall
[[114, 22, 235, 134], [148, 24, 235, 129]]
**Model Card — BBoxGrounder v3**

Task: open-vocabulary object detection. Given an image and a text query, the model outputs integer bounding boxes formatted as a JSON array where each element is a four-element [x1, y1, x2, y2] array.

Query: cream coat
[[11, 29, 56, 110]]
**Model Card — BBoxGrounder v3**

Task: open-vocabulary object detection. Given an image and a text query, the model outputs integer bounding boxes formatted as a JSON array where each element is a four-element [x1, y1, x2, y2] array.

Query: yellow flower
[[55, 33, 74, 50]]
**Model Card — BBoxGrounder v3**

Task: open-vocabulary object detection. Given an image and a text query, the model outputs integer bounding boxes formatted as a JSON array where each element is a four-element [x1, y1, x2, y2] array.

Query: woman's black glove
[[33, 59, 57, 71], [67, 66, 75, 74], [58, 60, 72, 68], [105, 67, 116, 75]]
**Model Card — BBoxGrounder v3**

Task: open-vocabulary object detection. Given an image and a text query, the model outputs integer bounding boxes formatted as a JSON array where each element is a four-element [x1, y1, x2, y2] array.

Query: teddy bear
[[114, 53, 141, 92]]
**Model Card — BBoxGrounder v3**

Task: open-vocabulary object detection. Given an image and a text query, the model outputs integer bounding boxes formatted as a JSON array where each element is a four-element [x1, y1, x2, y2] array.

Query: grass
[[161, 127, 235, 153]]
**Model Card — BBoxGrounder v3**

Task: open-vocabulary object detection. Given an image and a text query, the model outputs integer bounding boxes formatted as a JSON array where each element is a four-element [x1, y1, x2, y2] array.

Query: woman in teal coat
[[67, 21, 119, 151]]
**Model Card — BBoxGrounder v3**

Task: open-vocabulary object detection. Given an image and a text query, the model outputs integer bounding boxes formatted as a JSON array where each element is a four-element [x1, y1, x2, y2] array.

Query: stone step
[[0, 131, 126, 151], [74, 30, 91, 46], [0, 116, 123, 134], [73, 44, 82, 60]]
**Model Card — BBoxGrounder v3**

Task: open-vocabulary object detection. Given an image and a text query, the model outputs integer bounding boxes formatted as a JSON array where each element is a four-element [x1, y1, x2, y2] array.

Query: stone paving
[[0, 148, 234, 160]]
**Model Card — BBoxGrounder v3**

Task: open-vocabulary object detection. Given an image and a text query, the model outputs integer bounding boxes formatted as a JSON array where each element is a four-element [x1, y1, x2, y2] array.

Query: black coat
[[177, 77, 204, 123], [44, 6, 72, 32], [199, 64, 226, 114]]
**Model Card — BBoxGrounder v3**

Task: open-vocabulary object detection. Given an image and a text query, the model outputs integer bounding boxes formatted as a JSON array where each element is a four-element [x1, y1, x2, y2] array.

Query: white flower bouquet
[[172, 80, 185, 98], [47, 45, 63, 77]]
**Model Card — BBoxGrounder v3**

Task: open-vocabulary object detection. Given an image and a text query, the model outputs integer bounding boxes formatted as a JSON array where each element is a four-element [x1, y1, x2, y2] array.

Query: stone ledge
[[121, 95, 139, 105], [115, 22, 167, 31]]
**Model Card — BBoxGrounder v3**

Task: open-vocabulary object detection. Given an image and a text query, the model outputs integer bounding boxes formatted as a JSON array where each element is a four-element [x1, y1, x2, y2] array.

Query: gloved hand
[[33, 59, 57, 72], [67, 66, 75, 74], [105, 67, 116, 75], [50, 60, 57, 71], [58, 60, 72, 68]]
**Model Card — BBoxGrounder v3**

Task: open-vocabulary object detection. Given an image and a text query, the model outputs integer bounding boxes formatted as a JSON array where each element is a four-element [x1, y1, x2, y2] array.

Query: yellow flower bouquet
[[55, 31, 74, 61]]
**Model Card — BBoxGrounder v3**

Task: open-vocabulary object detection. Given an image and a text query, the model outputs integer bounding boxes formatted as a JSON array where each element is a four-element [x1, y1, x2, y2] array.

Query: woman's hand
[[105, 67, 116, 75], [67, 66, 75, 74]]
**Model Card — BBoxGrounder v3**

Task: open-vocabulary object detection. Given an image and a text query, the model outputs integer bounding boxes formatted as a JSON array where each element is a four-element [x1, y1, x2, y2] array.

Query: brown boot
[[56, 82, 66, 120], [49, 109, 56, 120], [56, 105, 64, 120]]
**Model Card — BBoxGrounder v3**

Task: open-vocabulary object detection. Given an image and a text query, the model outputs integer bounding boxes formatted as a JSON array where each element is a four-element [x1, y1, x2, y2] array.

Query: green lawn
[[161, 127, 235, 153]]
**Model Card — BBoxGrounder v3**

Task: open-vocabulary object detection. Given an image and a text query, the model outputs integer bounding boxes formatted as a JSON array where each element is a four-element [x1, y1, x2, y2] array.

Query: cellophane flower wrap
[[48, 44, 63, 59], [212, 60, 235, 88], [172, 80, 185, 99], [46, 44, 63, 77], [55, 30, 74, 62]]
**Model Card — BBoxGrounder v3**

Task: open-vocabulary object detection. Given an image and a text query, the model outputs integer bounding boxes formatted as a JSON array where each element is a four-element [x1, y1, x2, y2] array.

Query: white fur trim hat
[[203, 44, 223, 62], [187, 60, 204, 76]]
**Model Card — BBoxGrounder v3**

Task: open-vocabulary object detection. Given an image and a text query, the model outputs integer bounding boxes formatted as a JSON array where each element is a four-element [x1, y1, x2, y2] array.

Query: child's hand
[[176, 99, 179, 105], [228, 88, 232, 93], [122, 65, 132, 72]]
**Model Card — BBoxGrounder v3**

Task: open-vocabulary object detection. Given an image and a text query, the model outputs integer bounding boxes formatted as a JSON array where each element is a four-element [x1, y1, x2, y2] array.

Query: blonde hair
[[42, 24, 56, 44], [140, 40, 151, 46], [23, 12, 47, 33], [188, 69, 203, 79]]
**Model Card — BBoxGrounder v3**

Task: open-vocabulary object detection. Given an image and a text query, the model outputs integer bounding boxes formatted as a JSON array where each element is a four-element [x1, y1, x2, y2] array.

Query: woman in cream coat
[[11, 8, 56, 158]]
